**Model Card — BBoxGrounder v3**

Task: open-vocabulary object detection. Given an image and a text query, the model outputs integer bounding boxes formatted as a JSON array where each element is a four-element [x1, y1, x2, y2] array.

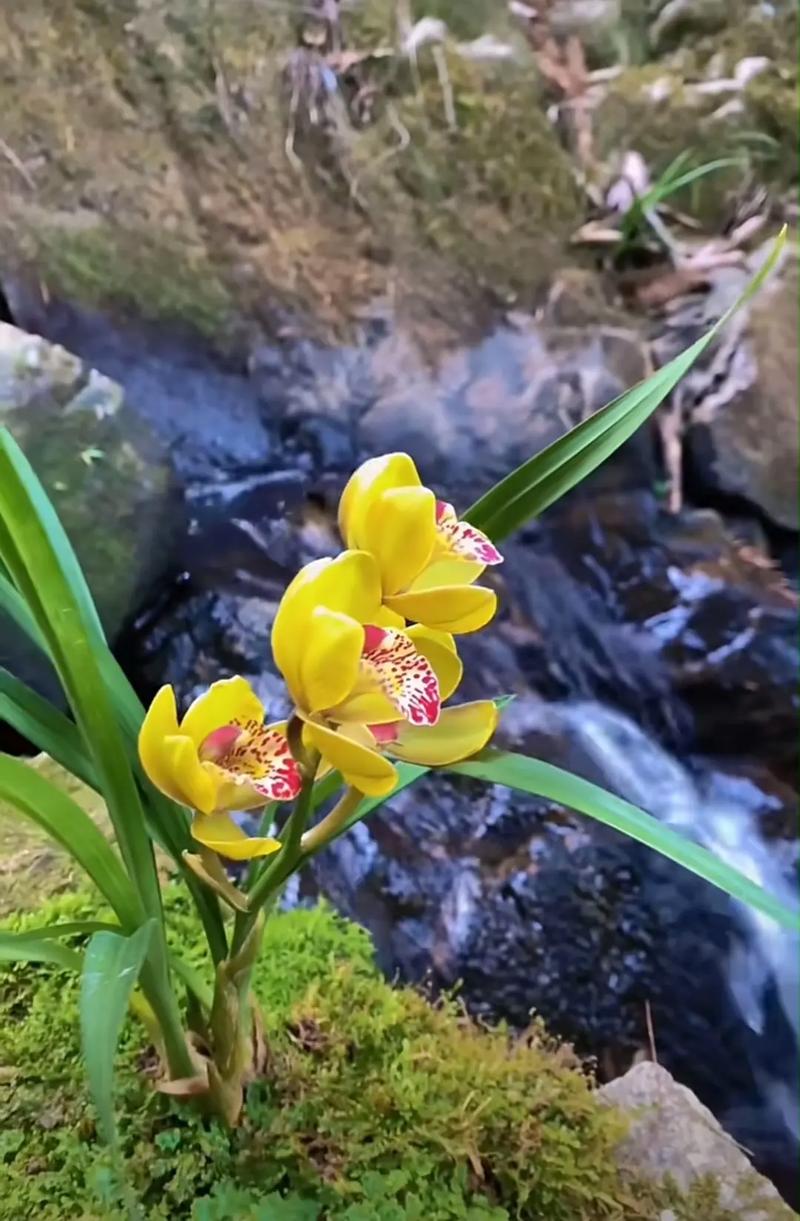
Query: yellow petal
[[384, 585, 497, 634], [138, 685, 185, 803], [374, 605, 407, 629], [338, 452, 422, 546], [358, 486, 437, 596], [179, 676, 265, 747], [272, 551, 382, 704], [330, 689, 401, 725], [409, 556, 486, 591], [299, 608, 364, 713], [191, 812, 282, 860], [405, 625, 463, 701], [390, 701, 498, 766], [161, 734, 218, 814], [303, 719, 398, 797]]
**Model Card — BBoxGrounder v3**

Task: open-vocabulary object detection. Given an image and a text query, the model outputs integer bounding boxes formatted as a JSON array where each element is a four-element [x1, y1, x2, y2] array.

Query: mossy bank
[[0, 887, 794, 1220]]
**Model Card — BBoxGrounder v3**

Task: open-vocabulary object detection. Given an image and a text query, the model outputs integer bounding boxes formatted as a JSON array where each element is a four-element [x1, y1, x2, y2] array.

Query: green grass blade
[[450, 750, 800, 932], [651, 157, 743, 199], [9, 920, 121, 941], [0, 668, 98, 789], [0, 567, 49, 652], [465, 229, 786, 540], [0, 432, 157, 919], [80, 923, 154, 1220], [0, 932, 83, 970], [1, 502, 227, 963], [0, 753, 142, 927], [308, 743, 800, 930]]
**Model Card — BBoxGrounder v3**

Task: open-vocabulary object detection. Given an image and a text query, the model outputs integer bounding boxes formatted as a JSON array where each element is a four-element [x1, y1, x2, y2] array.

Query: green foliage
[[31, 224, 233, 338], [0, 889, 635, 1221], [2, 890, 789, 1221], [619, 151, 745, 248]]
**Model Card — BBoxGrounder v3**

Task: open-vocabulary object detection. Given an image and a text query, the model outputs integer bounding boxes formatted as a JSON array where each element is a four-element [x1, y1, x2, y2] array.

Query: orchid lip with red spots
[[361, 625, 441, 726], [435, 501, 503, 566]]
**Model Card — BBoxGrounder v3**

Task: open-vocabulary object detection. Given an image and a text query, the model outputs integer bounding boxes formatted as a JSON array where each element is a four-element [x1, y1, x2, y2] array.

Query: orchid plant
[[0, 232, 795, 1153]]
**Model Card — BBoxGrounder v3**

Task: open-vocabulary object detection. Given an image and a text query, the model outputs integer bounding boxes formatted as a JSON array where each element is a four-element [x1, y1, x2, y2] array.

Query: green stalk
[[300, 786, 362, 854], [230, 758, 319, 956]]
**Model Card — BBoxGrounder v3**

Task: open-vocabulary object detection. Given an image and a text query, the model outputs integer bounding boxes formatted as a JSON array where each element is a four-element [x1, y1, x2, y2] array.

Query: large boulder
[[686, 267, 799, 532], [0, 322, 182, 698], [600, 1062, 796, 1219]]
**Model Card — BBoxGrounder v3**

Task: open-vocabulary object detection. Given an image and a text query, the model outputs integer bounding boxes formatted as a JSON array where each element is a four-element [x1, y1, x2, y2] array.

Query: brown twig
[[644, 999, 658, 1063]]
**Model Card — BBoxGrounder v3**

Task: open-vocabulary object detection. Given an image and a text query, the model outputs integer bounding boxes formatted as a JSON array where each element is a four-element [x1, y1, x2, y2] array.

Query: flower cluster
[[139, 454, 503, 857]]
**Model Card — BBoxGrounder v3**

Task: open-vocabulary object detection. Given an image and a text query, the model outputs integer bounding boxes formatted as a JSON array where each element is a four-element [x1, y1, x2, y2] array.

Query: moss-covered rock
[[0, 889, 628, 1219], [0, 323, 182, 693]]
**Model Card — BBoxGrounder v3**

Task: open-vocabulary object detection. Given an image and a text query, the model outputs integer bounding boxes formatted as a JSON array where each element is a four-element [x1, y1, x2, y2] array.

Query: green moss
[[2, 890, 791, 1220], [30, 223, 233, 337], [0, 889, 627, 1219], [348, 48, 584, 307]]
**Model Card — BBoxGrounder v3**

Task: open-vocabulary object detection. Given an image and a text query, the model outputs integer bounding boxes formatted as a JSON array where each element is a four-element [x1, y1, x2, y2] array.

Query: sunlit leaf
[[81, 923, 154, 1219], [0, 931, 82, 971], [0, 753, 141, 928]]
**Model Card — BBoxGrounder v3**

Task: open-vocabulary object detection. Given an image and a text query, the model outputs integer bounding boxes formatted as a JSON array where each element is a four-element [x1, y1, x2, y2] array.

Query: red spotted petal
[[361, 627, 440, 727], [214, 720, 301, 802], [435, 501, 503, 566]]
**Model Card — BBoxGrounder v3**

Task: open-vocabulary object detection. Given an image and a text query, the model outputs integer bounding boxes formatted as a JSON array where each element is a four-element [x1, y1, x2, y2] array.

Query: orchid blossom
[[271, 549, 465, 795], [138, 677, 301, 859], [338, 452, 503, 634], [271, 548, 498, 799]]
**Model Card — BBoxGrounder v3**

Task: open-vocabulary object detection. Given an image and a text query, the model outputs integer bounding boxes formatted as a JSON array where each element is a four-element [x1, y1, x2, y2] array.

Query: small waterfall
[[559, 700, 799, 1141]]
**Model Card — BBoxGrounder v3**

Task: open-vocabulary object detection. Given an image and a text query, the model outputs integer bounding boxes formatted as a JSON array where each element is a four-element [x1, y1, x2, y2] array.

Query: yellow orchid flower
[[138, 677, 301, 860], [272, 550, 458, 796], [338, 452, 503, 634]]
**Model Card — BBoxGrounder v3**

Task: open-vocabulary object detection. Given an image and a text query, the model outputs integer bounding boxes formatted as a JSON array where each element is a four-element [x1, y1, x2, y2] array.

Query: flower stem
[[300, 786, 362, 855], [230, 754, 320, 956]]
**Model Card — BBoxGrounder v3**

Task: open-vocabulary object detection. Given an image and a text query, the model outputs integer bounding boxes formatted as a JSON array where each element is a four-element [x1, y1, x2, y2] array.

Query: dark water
[[12, 293, 800, 1204]]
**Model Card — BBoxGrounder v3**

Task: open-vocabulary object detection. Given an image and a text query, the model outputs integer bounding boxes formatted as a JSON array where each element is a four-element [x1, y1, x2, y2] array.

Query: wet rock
[[266, 313, 652, 502], [0, 322, 181, 696], [8, 298, 273, 486], [601, 1062, 796, 1219], [685, 267, 799, 532], [542, 494, 799, 782], [356, 320, 651, 499]]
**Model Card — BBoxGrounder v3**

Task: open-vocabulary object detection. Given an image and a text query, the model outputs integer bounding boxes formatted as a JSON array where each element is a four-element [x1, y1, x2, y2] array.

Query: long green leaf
[[0, 434, 155, 915], [466, 229, 786, 539], [450, 750, 800, 932], [8, 920, 121, 942], [0, 430, 201, 1075], [81, 922, 154, 1220], [0, 932, 82, 970], [1, 542, 227, 964], [0, 668, 97, 789], [320, 750, 799, 930], [0, 753, 141, 928]]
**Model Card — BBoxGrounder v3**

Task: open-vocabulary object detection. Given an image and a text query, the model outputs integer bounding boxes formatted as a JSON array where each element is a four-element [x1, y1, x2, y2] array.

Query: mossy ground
[[1, 887, 793, 1220]]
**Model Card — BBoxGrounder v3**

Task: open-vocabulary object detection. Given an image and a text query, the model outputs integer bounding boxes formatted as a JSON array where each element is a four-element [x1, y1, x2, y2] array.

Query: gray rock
[[356, 318, 651, 499], [686, 268, 799, 533], [0, 322, 182, 697], [600, 1062, 797, 1218]]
